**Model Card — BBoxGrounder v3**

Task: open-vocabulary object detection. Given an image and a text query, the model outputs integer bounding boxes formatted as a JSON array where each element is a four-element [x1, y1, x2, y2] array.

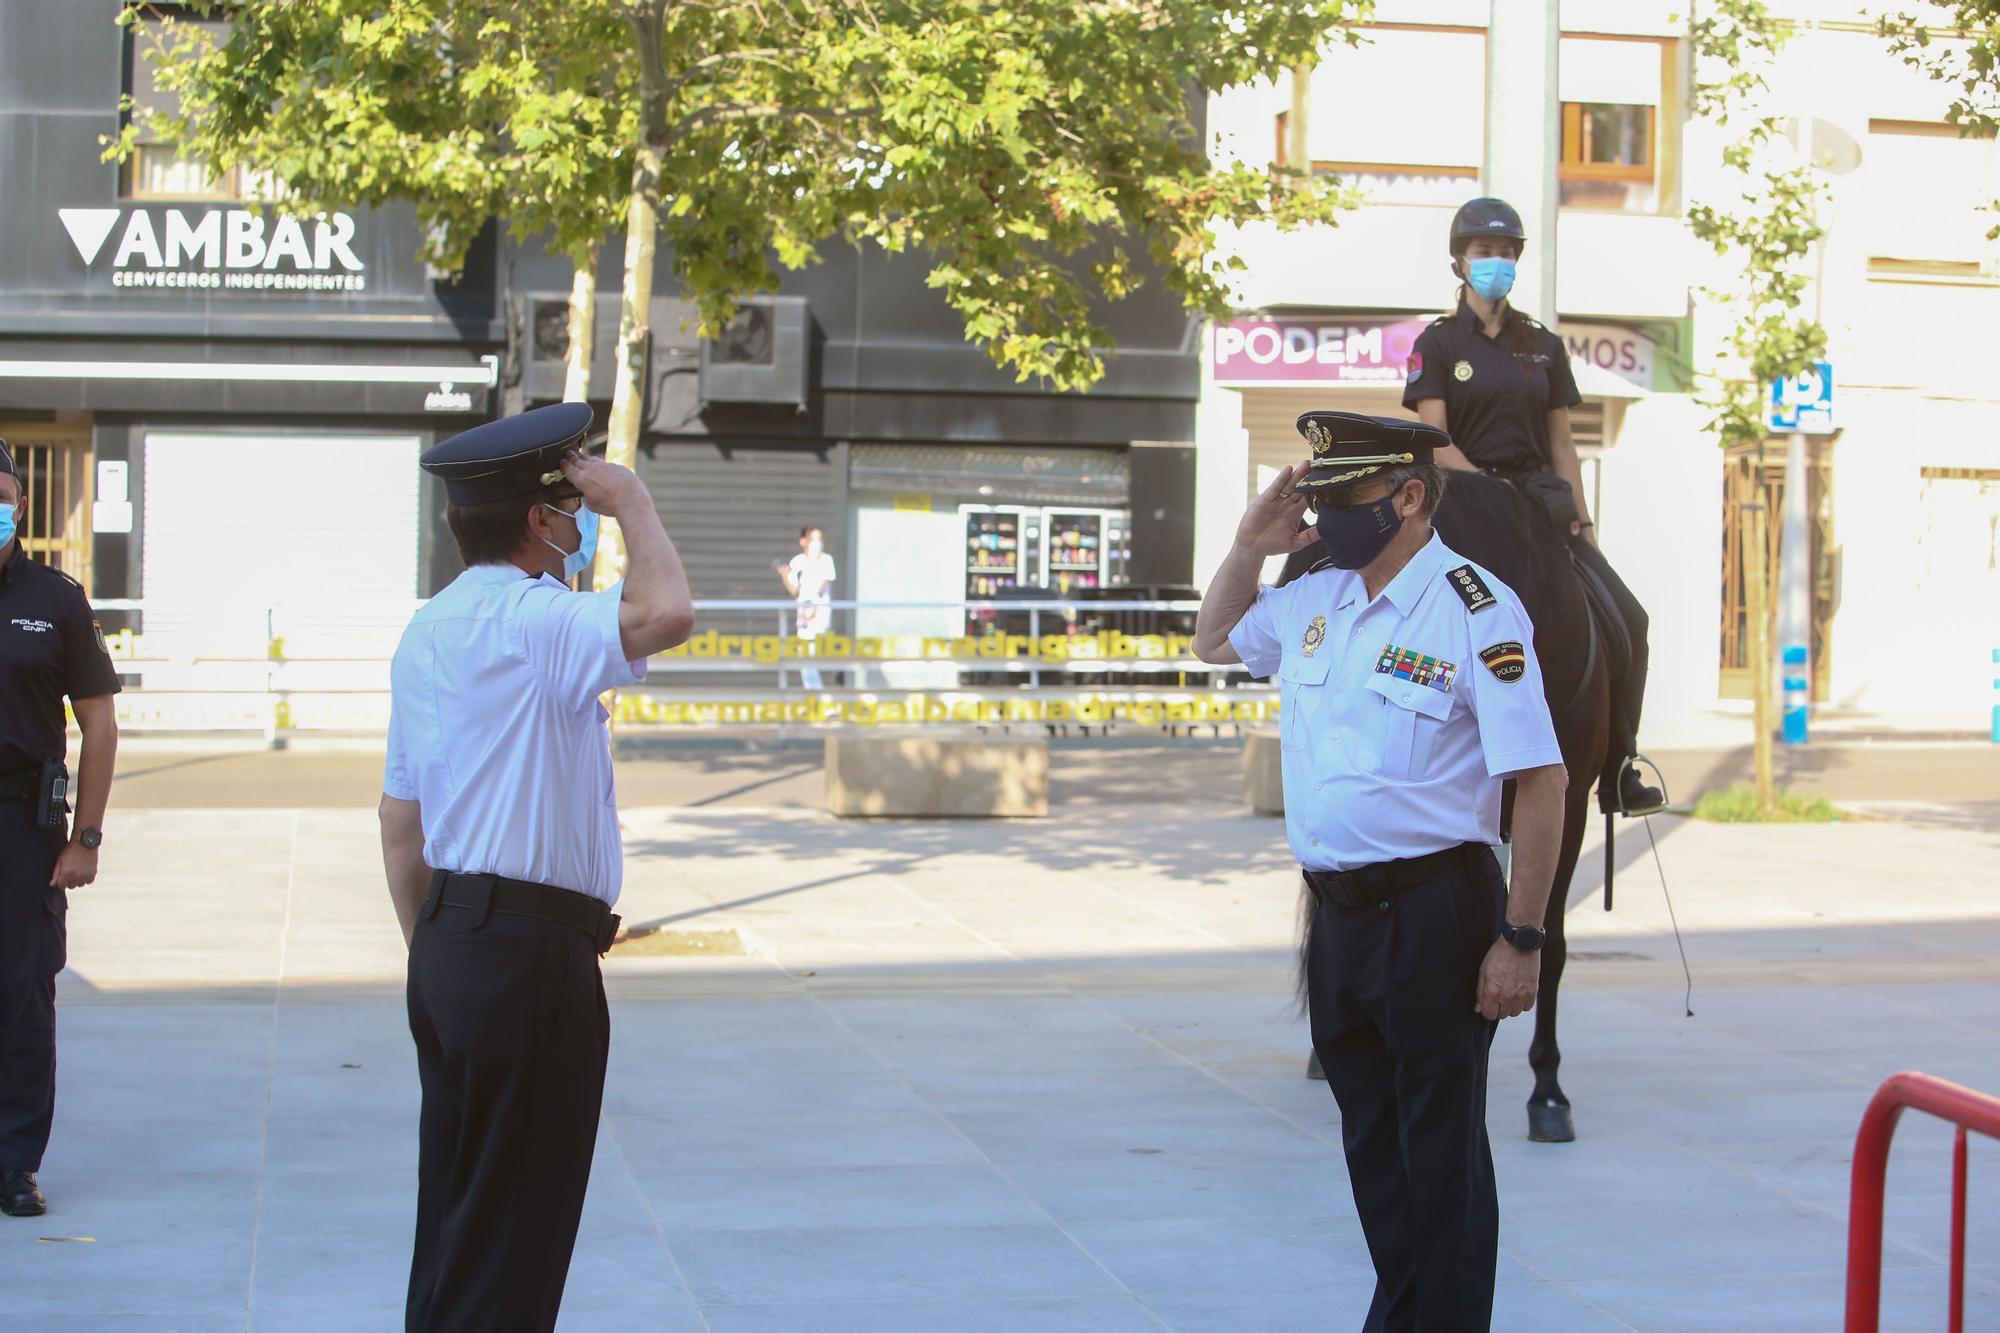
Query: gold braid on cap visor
[[1298, 452, 1417, 488]]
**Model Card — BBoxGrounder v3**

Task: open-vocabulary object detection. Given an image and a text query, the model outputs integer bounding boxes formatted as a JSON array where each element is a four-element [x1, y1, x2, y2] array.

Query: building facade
[[1198, 0, 2000, 739], [0, 0, 1201, 726]]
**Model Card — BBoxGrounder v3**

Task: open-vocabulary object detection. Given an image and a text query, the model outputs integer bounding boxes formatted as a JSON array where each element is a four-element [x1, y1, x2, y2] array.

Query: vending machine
[[1040, 508, 1115, 597], [961, 505, 1031, 634]]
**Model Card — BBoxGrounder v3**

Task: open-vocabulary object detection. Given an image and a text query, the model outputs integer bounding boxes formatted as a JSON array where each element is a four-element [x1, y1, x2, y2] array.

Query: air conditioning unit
[[697, 296, 811, 407], [513, 292, 623, 402]]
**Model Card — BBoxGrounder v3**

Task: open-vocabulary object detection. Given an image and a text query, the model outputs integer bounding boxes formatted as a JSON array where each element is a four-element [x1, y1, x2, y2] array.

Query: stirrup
[[1607, 754, 1668, 817]]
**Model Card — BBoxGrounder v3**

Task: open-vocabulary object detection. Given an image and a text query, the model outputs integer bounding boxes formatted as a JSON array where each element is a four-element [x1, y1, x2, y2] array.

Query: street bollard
[[1992, 649, 1999, 745], [1782, 644, 1809, 745]]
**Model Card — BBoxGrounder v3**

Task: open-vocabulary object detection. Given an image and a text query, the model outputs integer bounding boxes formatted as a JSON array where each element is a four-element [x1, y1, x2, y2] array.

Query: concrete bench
[[1243, 729, 1284, 815], [825, 733, 1049, 817]]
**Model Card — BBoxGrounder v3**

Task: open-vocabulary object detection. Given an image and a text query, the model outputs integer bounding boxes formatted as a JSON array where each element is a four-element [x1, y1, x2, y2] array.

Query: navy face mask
[[1314, 484, 1408, 569]]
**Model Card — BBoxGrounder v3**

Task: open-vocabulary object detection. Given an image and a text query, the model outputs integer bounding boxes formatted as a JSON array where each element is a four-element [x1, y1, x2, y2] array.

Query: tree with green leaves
[[115, 0, 1371, 585], [1880, 4, 2000, 231], [1684, 0, 1829, 812], [111, 3, 631, 403]]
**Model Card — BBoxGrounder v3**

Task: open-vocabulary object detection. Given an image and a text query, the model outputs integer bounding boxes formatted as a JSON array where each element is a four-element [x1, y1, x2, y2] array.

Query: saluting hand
[[1476, 938, 1539, 1021], [1233, 460, 1320, 559], [557, 451, 649, 518]]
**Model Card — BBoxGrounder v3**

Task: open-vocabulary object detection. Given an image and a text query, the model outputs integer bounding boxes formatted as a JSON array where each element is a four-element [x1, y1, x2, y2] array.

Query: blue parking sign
[[1769, 362, 1834, 434]]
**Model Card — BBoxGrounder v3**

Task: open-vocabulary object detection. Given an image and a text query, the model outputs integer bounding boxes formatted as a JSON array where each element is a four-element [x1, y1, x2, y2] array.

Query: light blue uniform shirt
[[1229, 532, 1563, 872], [384, 564, 648, 906]]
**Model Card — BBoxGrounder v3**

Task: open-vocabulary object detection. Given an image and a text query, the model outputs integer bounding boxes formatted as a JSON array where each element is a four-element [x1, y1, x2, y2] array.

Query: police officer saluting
[[1195, 413, 1566, 1331], [380, 403, 693, 1331], [0, 439, 119, 1218]]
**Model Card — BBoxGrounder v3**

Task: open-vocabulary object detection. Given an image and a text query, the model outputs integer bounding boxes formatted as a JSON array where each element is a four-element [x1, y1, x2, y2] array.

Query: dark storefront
[[1, 0, 1199, 636]]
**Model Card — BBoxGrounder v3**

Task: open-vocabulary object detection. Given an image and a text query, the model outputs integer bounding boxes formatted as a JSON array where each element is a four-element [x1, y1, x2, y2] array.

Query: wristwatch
[[77, 827, 102, 851], [1499, 921, 1545, 953]]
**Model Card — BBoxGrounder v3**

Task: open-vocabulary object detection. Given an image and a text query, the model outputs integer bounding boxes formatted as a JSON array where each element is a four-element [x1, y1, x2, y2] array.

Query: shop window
[[1285, 26, 1486, 204], [0, 421, 94, 590], [1559, 103, 1656, 211], [120, 14, 281, 201], [1864, 120, 2000, 280], [1556, 35, 1674, 214], [123, 144, 278, 201], [1719, 448, 1835, 702]]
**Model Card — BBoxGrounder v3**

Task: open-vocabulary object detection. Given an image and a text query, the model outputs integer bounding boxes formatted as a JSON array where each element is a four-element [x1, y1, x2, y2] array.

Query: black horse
[[1279, 468, 1606, 1143]]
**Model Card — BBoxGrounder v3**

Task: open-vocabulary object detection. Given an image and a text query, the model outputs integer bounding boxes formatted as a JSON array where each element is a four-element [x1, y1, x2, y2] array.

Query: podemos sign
[[1212, 315, 1655, 392], [60, 205, 369, 293]]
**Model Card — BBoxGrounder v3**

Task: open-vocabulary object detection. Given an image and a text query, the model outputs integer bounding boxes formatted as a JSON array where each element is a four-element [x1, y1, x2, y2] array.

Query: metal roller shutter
[[1239, 389, 1613, 490], [847, 443, 1129, 507], [1239, 388, 1407, 497], [140, 430, 420, 693], [639, 441, 848, 599]]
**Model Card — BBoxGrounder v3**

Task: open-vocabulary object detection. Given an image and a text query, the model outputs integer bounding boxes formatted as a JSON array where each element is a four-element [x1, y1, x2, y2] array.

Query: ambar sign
[[60, 206, 368, 293]]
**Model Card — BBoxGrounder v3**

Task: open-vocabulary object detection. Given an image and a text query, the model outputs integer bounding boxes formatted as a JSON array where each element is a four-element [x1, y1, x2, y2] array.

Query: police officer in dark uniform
[[382, 404, 694, 1331], [1403, 196, 1664, 816], [1196, 414, 1568, 1331], [0, 439, 120, 1218]]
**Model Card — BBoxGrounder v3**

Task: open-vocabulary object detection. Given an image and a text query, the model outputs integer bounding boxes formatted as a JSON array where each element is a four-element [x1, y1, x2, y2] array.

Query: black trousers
[[405, 892, 611, 1333], [1306, 849, 1506, 1333], [1572, 537, 1651, 790], [0, 796, 65, 1173]]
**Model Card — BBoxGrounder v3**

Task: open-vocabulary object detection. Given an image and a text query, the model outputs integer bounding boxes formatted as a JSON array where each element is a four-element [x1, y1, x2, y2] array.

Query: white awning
[[1571, 360, 1650, 400], [0, 355, 499, 385]]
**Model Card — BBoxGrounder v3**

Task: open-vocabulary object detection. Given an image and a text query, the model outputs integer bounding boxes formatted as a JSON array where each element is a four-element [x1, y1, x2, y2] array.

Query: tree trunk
[[563, 243, 599, 404], [594, 6, 669, 590], [1285, 63, 1312, 174], [1745, 497, 1775, 812]]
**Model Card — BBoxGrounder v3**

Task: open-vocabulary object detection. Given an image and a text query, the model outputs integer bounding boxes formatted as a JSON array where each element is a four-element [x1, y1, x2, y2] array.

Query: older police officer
[[0, 440, 119, 1219], [380, 403, 693, 1332], [1195, 412, 1567, 1332]]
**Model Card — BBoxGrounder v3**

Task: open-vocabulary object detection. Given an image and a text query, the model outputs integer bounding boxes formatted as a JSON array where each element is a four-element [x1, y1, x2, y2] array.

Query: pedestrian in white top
[[379, 402, 694, 1333], [775, 524, 835, 689]]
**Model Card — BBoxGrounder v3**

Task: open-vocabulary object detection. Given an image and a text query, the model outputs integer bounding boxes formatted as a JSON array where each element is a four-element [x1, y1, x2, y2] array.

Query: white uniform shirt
[[383, 563, 648, 905], [1228, 532, 1563, 872], [788, 550, 835, 635]]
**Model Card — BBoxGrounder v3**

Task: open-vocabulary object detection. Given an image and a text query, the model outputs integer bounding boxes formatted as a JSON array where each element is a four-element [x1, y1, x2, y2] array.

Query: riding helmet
[[1449, 196, 1526, 253]]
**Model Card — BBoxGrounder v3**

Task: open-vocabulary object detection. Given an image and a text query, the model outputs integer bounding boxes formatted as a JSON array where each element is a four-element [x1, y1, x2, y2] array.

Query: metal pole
[[1746, 498, 1776, 811], [1780, 430, 1812, 744], [1780, 114, 1830, 746], [1485, 0, 1562, 323]]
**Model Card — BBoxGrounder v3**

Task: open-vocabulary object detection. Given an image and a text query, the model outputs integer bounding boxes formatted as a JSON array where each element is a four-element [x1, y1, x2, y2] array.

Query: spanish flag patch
[[1478, 641, 1527, 683]]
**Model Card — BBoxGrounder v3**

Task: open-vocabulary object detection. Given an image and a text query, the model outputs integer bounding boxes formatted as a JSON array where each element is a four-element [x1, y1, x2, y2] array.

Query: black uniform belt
[[0, 769, 39, 802], [1303, 843, 1482, 909], [426, 870, 621, 955]]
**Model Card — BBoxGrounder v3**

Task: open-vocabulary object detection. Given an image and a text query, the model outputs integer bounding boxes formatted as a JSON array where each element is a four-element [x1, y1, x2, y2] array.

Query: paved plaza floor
[[3, 741, 1998, 1330]]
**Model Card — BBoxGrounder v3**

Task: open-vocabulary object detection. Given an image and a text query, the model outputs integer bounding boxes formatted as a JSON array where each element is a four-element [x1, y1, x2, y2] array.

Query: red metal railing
[[1846, 1071, 2000, 1333]]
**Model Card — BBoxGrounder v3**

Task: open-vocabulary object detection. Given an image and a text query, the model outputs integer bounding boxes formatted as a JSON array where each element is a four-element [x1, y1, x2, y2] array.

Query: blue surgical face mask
[[1465, 256, 1517, 302], [541, 502, 599, 580], [1314, 486, 1407, 570], [0, 503, 16, 547]]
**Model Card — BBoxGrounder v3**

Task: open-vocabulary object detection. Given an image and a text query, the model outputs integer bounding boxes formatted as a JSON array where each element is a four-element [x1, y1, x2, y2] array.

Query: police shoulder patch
[[1446, 564, 1498, 615], [1479, 641, 1527, 682], [93, 619, 109, 655]]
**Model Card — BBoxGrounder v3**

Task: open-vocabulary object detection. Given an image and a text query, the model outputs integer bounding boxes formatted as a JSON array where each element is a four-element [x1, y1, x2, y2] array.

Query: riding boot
[[1609, 761, 1666, 817], [1572, 540, 1657, 817]]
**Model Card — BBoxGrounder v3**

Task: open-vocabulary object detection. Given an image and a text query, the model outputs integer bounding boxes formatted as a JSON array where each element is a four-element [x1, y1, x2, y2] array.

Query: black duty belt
[[1303, 843, 1482, 909], [0, 769, 39, 802], [425, 870, 621, 955]]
